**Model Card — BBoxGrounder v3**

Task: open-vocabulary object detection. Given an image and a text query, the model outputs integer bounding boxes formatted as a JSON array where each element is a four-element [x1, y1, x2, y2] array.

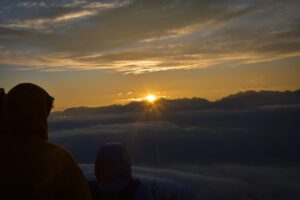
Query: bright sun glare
[[146, 94, 156, 103]]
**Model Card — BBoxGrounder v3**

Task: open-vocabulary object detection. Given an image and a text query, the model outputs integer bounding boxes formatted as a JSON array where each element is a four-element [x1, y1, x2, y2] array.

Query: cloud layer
[[1, 0, 299, 73], [80, 164, 300, 200], [47, 90, 300, 199], [49, 90, 300, 165]]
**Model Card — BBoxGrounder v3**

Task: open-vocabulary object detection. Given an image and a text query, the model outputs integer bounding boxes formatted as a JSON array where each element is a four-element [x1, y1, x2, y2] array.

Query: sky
[[0, 0, 300, 110]]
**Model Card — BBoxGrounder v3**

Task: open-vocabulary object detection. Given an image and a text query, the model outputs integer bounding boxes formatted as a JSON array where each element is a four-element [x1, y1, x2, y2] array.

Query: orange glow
[[145, 94, 156, 103]]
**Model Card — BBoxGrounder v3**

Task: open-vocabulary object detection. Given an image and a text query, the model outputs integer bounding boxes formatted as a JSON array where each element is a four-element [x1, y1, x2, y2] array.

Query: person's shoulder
[[42, 142, 85, 180], [45, 142, 69, 153], [44, 142, 77, 164], [134, 180, 153, 200], [42, 142, 93, 200], [136, 181, 148, 192]]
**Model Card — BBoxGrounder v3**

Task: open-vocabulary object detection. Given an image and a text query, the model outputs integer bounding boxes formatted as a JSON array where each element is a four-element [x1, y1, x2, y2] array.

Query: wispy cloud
[[0, 0, 299, 73], [17, 2, 48, 8], [1, 0, 130, 31], [1, 10, 95, 31]]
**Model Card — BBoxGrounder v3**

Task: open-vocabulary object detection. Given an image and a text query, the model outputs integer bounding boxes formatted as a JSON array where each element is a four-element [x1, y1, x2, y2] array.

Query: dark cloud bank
[[49, 89, 300, 199]]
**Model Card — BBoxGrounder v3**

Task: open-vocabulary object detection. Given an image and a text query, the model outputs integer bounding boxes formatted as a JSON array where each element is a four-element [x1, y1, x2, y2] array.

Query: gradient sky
[[1, 0, 299, 110]]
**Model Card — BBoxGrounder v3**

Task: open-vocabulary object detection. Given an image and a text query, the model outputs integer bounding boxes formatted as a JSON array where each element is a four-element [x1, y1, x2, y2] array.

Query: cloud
[[0, 0, 299, 73], [48, 90, 300, 165], [46, 90, 300, 199], [1, 1, 130, 32], [17, 2, 48, 9], [80, 164, 300, 200]]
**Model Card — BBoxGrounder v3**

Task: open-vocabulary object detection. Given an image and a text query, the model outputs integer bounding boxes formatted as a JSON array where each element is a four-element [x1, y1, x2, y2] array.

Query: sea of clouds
[[80, 164, 300, 200], [48, 101, 300, 199]]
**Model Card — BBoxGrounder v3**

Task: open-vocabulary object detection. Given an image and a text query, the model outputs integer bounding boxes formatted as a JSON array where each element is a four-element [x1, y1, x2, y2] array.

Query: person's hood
[[6, 83, 53, 140], [95, 143, 132, 182]]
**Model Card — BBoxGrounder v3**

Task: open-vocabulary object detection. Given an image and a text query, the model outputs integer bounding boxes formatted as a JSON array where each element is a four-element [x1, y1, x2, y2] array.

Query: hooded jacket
[[90, 143, 152, 200], [0, 83, 92, 200]]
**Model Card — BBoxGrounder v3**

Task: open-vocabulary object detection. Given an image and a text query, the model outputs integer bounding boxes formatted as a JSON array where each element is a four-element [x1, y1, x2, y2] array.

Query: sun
[[145, 94, 156, 103]]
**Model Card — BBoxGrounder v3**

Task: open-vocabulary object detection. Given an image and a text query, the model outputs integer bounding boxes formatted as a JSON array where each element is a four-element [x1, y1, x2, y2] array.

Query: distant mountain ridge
[[215, 89, 300, 108], [60, 89, 300, 115]]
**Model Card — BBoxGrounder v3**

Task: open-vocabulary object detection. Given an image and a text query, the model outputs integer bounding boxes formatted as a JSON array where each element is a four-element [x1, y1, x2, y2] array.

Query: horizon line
[[51, 88, 300, 112]]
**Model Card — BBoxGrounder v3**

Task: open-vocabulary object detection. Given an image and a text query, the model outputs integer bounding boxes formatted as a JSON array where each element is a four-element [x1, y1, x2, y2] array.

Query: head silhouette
[[6, 83, 54, 140], [95, 143, 132, 182]]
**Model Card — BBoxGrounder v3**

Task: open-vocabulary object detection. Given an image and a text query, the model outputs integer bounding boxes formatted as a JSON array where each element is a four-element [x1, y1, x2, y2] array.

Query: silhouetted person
[[0, 88, 5, 131], [0, 83, 92, 200], [89, 143, 152, 200]]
